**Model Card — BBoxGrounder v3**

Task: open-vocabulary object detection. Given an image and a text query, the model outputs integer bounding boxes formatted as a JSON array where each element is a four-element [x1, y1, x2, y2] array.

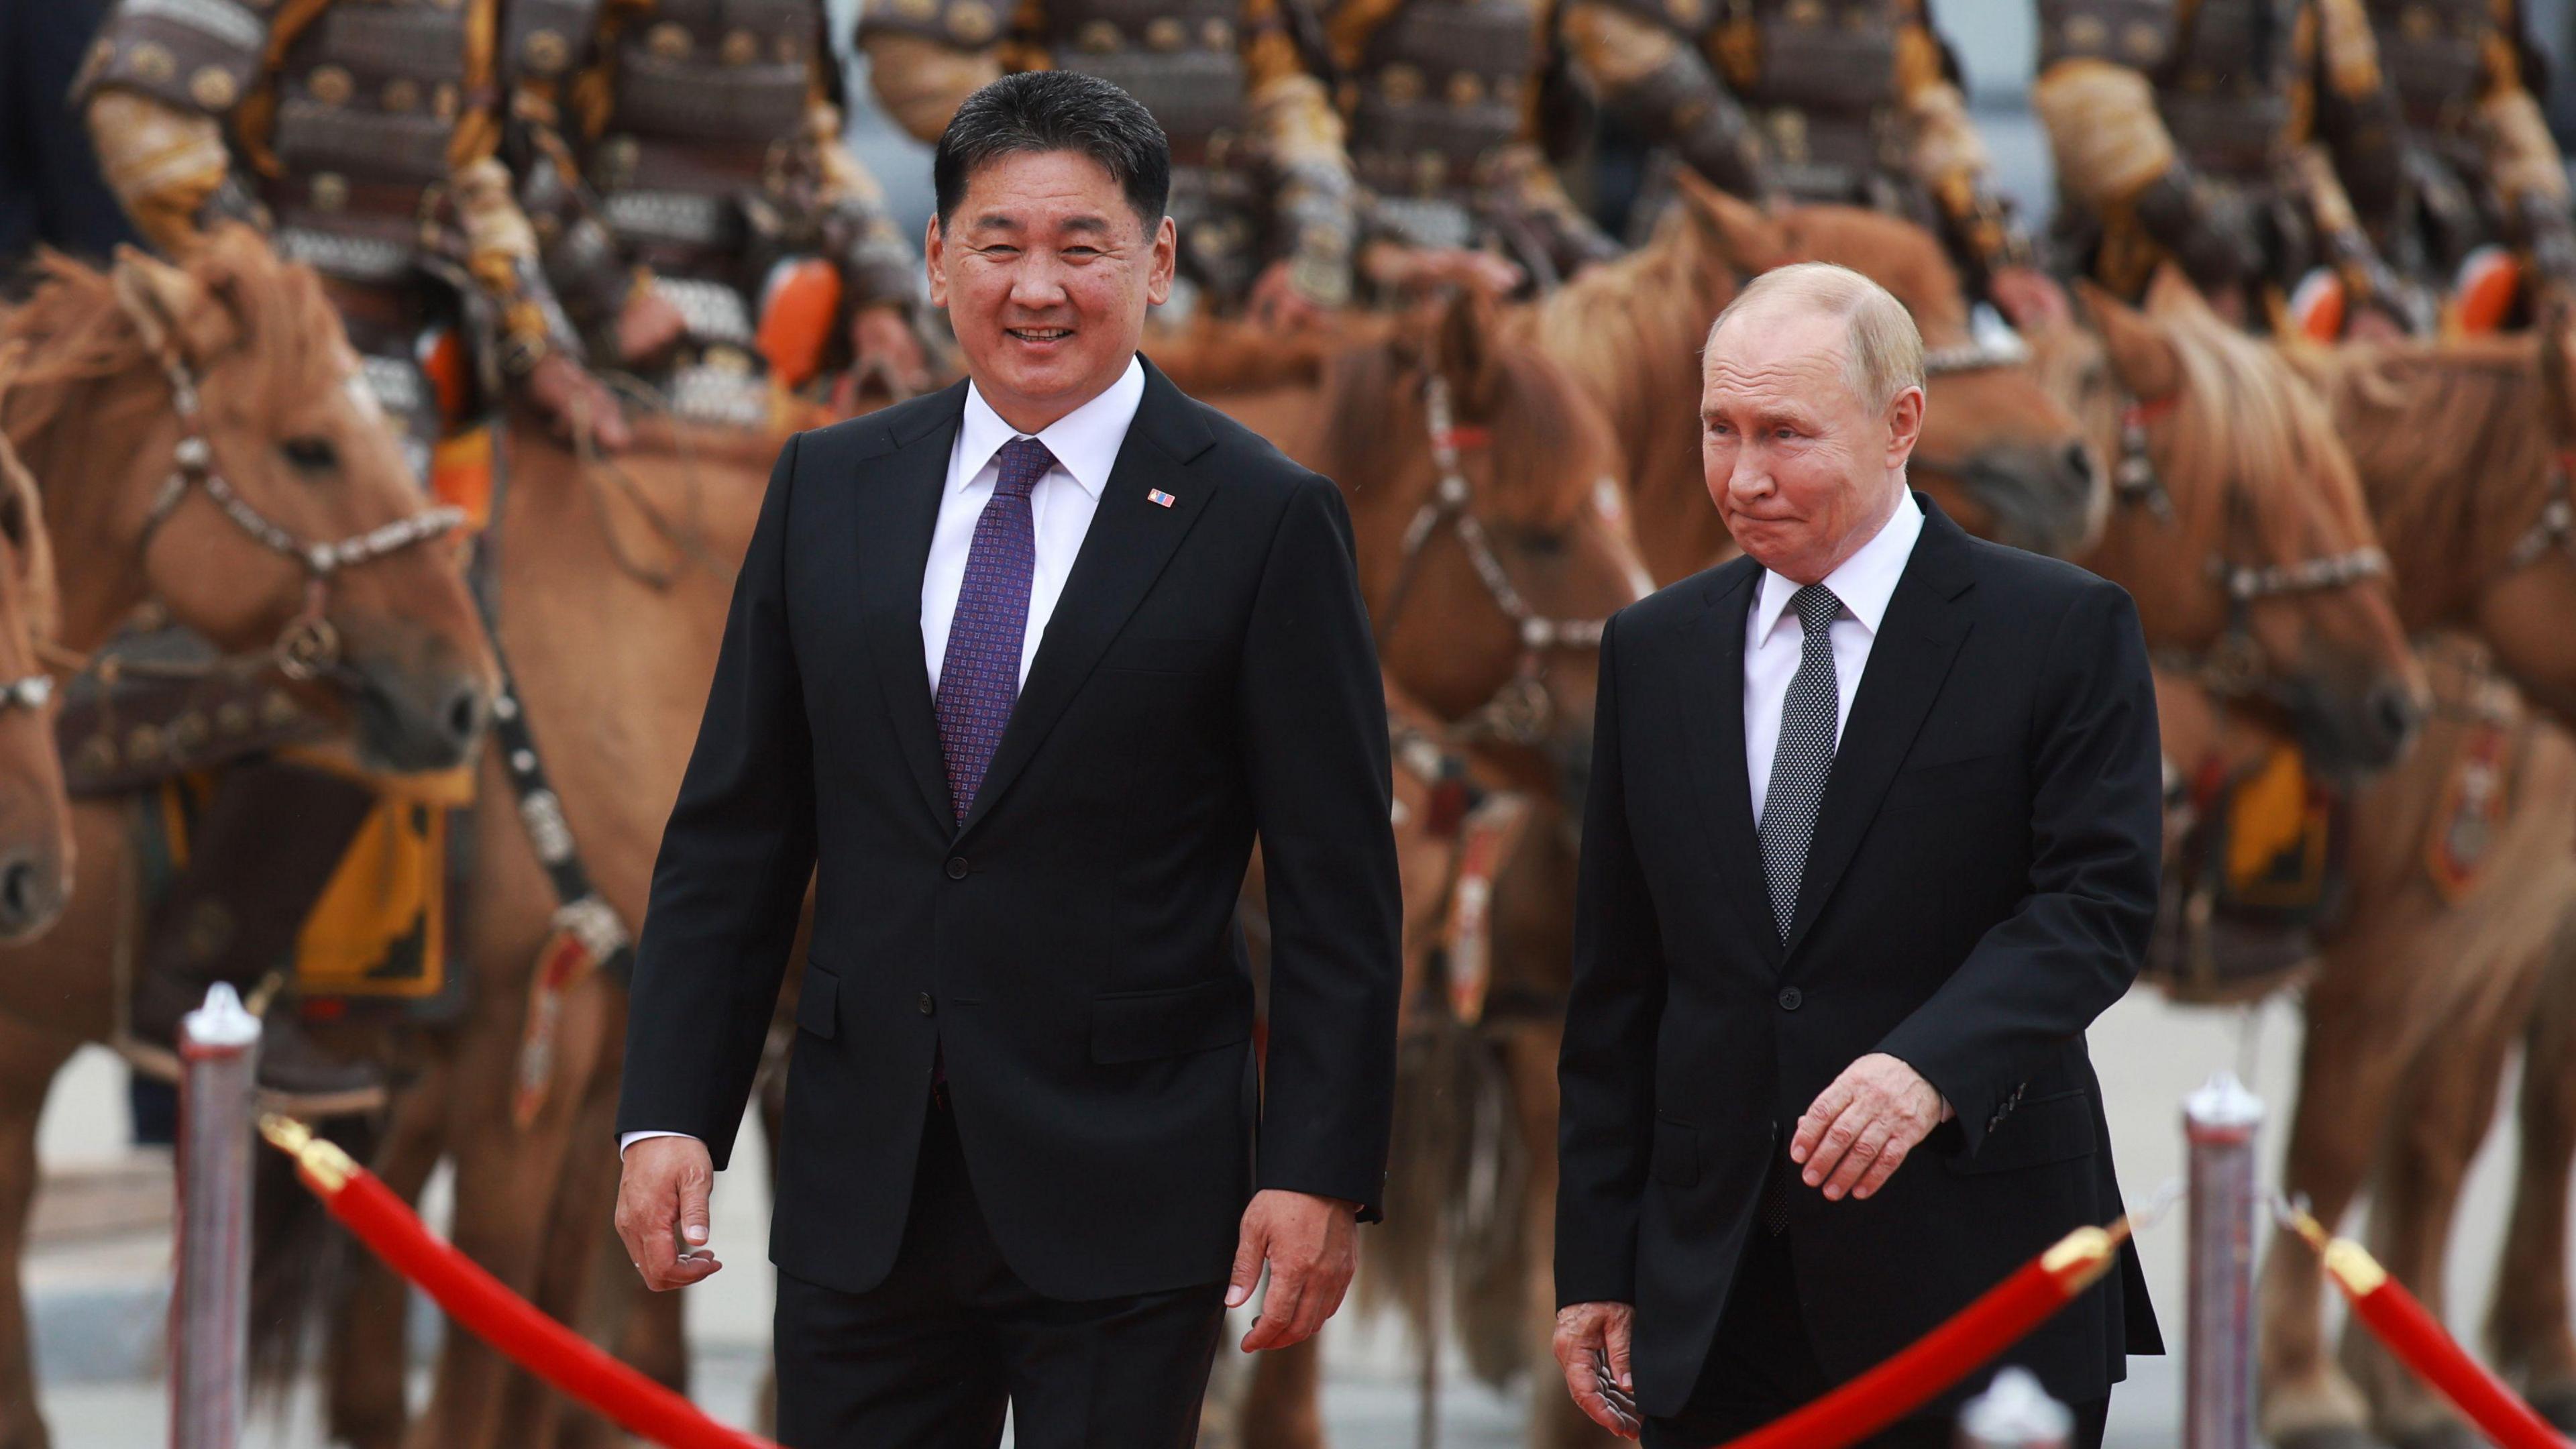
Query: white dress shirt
[[1743, 490, 1923, 824], [621, 358, 1148, 1158]]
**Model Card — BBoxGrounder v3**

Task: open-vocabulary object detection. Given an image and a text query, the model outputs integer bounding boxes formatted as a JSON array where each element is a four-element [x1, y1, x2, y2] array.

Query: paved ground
[[27, 987, 2546, 1445]]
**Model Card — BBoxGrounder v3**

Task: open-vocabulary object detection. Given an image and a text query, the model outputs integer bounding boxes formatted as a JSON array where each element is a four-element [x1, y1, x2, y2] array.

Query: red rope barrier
[[2289, 1214, 2572, 1449], [258, 1115, 775, 1449], [1705, 1224, 2127, 1449]]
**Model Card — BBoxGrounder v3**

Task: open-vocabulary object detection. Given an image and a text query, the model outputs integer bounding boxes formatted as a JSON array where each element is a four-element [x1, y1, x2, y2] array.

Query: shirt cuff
[[619, 1130, 696, 1156]]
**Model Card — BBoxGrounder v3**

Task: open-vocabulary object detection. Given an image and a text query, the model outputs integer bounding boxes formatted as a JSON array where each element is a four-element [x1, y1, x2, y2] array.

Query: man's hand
[[1552, 1301, 1641, 1440], [1358, 241, 1525, 298], [613, 286, 688, 370], [1247, 260, 1331, 332], [522, 352, 632, 453], [1226, 1189, 1358, 1352], [834, 303, 932, 411], [1988, 265, 2072, 333], [1790, 1053, 1947, 1203], [614, 1136, 724, 1292]]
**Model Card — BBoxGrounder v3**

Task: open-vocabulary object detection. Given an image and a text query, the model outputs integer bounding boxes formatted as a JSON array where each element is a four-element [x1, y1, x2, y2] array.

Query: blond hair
[[1704, 262, 1924, 412]]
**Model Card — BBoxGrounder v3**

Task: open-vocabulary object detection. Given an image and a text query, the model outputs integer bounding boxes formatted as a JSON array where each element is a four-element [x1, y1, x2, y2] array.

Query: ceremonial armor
[[856, 0, 1358, 315], [2034, 0, 2407, 324], [1558, 0, 2030, 289], [2353, 0, 2576, 308]]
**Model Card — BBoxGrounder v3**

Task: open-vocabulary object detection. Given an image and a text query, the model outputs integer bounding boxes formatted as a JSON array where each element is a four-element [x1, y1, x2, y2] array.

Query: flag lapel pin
[[1146, 488, 1177, 508]]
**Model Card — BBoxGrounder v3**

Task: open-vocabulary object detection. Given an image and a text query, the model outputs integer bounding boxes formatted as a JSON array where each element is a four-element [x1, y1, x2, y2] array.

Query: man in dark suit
[[612, 70, 1402, 1445], [1550, 263, 2163, 1447]]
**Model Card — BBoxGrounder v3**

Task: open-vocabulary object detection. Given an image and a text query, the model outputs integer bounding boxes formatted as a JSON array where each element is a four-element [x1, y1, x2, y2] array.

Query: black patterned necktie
[[1759, 583, 1842, 941]]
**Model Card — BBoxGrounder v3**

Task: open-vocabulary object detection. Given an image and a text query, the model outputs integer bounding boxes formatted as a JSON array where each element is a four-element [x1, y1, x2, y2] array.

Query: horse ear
[[1676, 172, 1794, 272], [1431, 286, 1505, 413], [2076, 278, 2182, 400], [109, 245, 235, 366]]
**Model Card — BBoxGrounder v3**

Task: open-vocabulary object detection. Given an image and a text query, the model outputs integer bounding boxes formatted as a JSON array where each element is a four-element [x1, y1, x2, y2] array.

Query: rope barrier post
[[171, 983, 262, 1449], [2182, 1070, 2265, 1449], [1957, 1366, 2074, 1449]]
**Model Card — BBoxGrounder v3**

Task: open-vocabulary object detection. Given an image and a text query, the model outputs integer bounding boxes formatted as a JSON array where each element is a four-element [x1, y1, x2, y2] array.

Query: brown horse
[[0, 231, 496, 1449], [1214, 291, 1644, 1449], [2062, 276, 2427, 773], [2243, 320, 2576, 1449], [1512, 178, 2104, 582], [0, 425, 71, 941]]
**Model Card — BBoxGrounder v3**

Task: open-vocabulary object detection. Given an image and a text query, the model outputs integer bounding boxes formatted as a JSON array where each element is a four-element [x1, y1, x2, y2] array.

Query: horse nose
[[440, 680, 488, 754], [0, 848, 64, 940], [2063, 442, 2097, 498], [2363, 680, 2426, 765]]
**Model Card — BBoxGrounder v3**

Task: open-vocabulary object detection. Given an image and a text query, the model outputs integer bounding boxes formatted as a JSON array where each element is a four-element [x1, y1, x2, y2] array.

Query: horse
[[2237, 317, 2576, 1449], [2058, 274, 2427, 774], [1216, 289, 1646, 1449], [0, 229, 495, 1449], [1511, 176, 2105, 582], [0, 423, 71, 942]]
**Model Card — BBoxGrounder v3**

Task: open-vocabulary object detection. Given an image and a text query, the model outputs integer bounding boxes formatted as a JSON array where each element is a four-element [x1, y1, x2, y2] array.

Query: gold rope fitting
[[2041, 1225, 2118, 1289], [2322, 1238, 2390, 1295], [258, 1112, 354, 1193]]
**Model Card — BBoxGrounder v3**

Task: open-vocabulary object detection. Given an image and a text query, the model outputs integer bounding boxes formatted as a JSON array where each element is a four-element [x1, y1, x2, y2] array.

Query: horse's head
[[0, 430, 70, 940], [1324, 289, 1652, 806], [1, 227, 496, 773], [2072, 272, 2425, 773], [1705, 193, 2105, 559]]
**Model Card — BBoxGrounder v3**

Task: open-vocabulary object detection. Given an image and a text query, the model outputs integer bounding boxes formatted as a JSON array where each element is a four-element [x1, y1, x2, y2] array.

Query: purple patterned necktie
[[936, 434, 1053, 824]]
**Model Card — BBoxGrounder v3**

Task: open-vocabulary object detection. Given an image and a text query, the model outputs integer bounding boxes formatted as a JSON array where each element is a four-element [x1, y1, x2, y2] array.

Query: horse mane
[[1519, 198, 1732, 398], [0, 225, 348, 455], [1317, 319, 1615, 533], [2290, 335, 2553, 552], [2148, 289, 2375, 562]]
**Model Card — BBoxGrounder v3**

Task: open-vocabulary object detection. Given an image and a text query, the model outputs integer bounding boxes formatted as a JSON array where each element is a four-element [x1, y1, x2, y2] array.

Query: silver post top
[[2184, 1069, 2265, 1131], [1960, 1366, 2074, 1446], [180, 983, 263, 1049]]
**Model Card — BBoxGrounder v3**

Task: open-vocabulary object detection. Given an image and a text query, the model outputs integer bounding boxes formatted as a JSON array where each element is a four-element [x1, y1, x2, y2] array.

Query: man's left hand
[[835, 303, 932, 411], [1226, 1188, 1359, 1352], [1790, 1053, 1948, 1203], [1988, 265, 2072, 333], [1247, 260, 1330, 332]]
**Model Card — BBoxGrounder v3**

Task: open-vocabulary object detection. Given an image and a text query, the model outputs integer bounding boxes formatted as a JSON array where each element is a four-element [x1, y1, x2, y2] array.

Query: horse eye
[[280, 436, 338, 473]]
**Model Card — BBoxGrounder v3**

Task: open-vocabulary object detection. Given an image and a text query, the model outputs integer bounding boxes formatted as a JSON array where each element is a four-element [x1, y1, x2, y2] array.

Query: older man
[[611, 69, 1401, 1444], [1550, 264, 2162, 1447]]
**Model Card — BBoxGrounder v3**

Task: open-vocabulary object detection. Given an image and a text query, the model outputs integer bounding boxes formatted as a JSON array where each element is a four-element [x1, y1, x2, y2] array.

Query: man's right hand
[[1553, 1300, 1641, 1439], [615, 1135, 724, 1292]]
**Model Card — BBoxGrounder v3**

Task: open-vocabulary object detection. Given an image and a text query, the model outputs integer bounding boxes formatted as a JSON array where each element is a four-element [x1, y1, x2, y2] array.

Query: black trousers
[[773, 1095, 1229, 1448], [1642, 1227, 2110, 1449]]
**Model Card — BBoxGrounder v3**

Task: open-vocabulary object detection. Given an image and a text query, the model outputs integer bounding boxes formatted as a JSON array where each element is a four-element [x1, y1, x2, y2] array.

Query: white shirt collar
[[955, 355, 1147, 501], [1752, 489, 1925, 643]]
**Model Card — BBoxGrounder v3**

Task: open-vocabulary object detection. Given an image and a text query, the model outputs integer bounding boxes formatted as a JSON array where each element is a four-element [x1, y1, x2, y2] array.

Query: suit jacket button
[[918, 992, 936, 1015], [1777, 987, 1802, 1011], [945, 856, 969, 879]]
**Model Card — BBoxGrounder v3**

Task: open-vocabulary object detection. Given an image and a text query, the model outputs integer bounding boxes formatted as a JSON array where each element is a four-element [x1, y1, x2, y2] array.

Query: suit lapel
[[852, 382, 969, 831], [954, 360, 1218, 841], [1781, 499, 1977, 960], [1678, 561, 1782, 965]]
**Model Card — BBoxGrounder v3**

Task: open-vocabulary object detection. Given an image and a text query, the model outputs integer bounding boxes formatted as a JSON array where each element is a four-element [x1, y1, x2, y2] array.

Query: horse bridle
[[2111, 390, 2392, 696], [2504, 451, 2576, 571], [1372, 372, 1626, 749], [123, 310, 466, 682]]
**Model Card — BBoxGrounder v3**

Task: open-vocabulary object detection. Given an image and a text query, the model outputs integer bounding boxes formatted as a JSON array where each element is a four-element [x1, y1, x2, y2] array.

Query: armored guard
[[857, 0, 1362, 321], [2345, 0, 2576, 329], [517, 0, 932, 421], [1320, 0, 1623, 293], [2032, 0, 2414, 335], [1555, 0, 2046, 307], [76, 0, 643, 481]]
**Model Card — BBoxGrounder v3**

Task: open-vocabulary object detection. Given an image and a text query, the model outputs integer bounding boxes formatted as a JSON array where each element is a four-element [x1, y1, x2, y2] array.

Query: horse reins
[[2111, 389, 2392, 697], [110, 297, 467, 684], [1371, 372, 1625, 749]]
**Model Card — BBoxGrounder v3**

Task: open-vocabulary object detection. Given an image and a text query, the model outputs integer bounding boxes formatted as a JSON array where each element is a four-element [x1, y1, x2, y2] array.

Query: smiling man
[[1552, 264, 2163, 1446], [611, 70, 1401, 1445]]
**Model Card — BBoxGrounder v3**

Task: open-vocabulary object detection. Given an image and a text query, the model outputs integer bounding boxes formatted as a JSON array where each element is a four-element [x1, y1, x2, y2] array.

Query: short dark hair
[[932, 70, 1172, 232]]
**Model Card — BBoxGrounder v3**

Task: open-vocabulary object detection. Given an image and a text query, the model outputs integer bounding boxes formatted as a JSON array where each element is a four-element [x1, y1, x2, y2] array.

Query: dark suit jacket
[[616, 358, 1403, 1303], [1554, 498, 2165, 1418]]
